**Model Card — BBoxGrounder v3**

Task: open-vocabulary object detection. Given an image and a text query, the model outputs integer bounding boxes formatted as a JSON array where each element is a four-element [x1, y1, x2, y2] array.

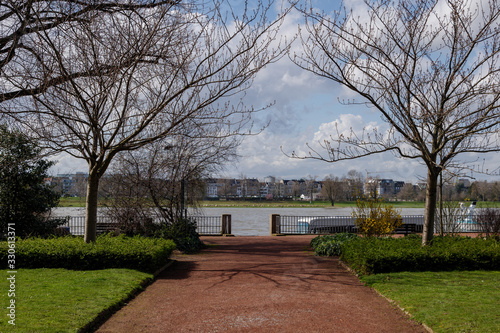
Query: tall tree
[[344, 169, 364, 200], [321, 174, 345, 206], [2, 0, 291, 242], [291, 0, 500, 244], [106, 128, 238, 224], [0, 0, 177, 103], [0, 125, 61, 238]]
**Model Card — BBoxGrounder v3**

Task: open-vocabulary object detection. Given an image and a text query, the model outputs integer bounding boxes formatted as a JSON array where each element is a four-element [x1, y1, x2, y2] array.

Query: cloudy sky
[[50, 0, 500, 184]]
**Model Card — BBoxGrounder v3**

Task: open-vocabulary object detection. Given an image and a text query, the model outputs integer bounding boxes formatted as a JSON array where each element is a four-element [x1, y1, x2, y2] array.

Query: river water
[[54, 207, 425, 236]]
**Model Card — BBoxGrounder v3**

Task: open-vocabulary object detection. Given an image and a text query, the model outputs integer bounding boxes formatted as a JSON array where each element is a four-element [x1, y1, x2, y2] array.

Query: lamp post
[[180, 177, 186, 219]]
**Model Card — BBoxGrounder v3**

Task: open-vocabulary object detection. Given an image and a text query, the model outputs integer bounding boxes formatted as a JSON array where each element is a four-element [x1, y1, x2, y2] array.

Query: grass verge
[[361, 270, 500, 333], [1, 268, 153, 332]]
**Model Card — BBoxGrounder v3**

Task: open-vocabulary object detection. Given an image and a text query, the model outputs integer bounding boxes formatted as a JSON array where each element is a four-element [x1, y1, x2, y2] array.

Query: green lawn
[[361, 270, 500, 333], [1, 268, 153, 332], [58, 197, 86, 207]]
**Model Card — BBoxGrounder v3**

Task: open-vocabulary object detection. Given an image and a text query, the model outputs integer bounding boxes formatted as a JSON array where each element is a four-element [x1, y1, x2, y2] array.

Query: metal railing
[[279, 215, 357, 234], [190, 215, 224, 235], [61, 216, 115, 236], [435, 214, 485, 233], [276, 215, 426, 235], [275, 214, 490, 234], [61, 215, 229, 236]]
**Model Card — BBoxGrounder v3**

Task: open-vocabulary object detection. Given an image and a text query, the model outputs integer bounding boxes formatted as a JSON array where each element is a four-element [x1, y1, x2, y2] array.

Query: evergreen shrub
[[340, 235, 500, 275], [310, 233, 359, 256], [0, 234, 176, 273], [153, 218, 204, 254]]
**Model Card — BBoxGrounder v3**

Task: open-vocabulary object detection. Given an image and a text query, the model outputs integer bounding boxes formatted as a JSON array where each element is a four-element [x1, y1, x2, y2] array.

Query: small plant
[[351, 196, 402, 237], [310, 233, 358, 256]]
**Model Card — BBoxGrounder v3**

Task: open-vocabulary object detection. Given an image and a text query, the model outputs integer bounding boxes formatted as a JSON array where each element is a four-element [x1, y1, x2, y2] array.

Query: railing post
[[270, 214, 280, 235], [222, 214, 232, 235]]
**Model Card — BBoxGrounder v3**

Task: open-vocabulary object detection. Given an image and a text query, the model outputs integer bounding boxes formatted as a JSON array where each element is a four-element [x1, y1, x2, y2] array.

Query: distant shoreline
[[57, 198, 426, 208], [57, 198, 500, 209]]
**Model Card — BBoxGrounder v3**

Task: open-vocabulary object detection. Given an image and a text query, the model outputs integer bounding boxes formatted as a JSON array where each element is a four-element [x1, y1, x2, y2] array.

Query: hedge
[[0, 234, 176, 273], [339, 235, 500, 275]]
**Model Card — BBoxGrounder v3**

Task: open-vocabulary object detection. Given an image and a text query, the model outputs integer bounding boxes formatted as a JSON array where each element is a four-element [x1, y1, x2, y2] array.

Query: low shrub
[[340, 235, 500, 275], [351, 196, 403, 237], [104, 215, 204, 254], [310, 233, 359, 256], [0, 234, 176, 273], [153, 218, 204, 254]]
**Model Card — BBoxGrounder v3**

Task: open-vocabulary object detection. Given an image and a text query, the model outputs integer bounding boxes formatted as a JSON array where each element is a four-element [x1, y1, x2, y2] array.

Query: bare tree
[[291, 0, 500, 244], [489, 182, 500, 201], [397, 183, 417, 201], [344, 169, 364, 200], [469, 180, 490, 201], [0, 0, 177, 103], [304, 175, 318, 202], [365, 177, 380, 199], [106, 127, 237, 226], [291, 180, 302, 199], [2, 0, 291, 242], [321, 174, 345, 206]]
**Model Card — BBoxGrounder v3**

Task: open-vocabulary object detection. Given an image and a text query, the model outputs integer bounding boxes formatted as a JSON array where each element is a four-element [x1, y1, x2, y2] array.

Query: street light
[[164, 143, 187, 220]]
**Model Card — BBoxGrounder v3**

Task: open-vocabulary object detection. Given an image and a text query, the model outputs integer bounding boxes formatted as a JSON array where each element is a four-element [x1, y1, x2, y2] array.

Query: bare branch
[[291, 0, 500, 244]]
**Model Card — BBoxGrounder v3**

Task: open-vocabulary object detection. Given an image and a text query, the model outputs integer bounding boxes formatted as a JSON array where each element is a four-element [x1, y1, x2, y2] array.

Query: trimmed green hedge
[[0, 234, 176, 273], [339, 235, 500, 275]]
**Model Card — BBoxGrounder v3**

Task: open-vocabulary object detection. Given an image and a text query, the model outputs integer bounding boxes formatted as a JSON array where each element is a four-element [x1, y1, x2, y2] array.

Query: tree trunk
[[84, 170, 100, 243], [422, 168, 439, 246]]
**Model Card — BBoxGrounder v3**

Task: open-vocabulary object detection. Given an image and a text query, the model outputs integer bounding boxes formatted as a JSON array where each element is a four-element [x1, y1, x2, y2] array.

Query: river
[[53, 207, 425, 236]]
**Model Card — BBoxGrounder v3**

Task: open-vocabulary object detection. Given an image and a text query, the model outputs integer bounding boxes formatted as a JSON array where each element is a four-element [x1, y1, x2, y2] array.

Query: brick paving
[[96, 236, 428, 333]]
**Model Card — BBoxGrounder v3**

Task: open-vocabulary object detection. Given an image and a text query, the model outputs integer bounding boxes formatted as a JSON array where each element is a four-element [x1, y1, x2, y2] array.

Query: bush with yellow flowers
[[352, 196, 402, 237]]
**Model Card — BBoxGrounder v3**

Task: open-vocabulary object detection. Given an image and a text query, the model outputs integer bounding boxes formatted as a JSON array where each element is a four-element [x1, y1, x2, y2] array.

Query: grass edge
[[78, 260, 175, 333], [335, 258, 433, 333]]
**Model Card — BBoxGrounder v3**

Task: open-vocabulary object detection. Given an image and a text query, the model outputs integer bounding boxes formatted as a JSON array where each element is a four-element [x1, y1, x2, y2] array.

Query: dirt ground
[[96, 236, 429, 333]]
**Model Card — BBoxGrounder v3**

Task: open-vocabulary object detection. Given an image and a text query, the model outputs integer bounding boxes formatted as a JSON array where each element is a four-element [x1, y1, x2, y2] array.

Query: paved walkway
[[97, 236, 428, 332]]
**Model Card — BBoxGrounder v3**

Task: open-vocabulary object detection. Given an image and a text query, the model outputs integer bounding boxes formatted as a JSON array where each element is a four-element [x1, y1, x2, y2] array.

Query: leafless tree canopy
[[0, 0, 179, 103], [321, 174, 346, 206], [105, 129, 239, 224], [1, 0, 291, 242], [291, 0, 500, 244]]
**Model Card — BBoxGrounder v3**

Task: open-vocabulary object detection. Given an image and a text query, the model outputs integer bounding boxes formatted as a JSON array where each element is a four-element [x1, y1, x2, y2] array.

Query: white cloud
[[312, 114, 379, 142], [48, 1, 500, 185], [49, 153, 88, 175]]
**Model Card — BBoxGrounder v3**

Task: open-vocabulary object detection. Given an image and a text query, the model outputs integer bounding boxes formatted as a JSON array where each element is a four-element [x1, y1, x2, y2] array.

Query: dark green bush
[[153, 218, 204, 254], [340, 235, 500, 275], [0, 234, 176, 273], [106, 215, 203, 254], [0, 125, 63, 239], [310, 233, 359, 256]]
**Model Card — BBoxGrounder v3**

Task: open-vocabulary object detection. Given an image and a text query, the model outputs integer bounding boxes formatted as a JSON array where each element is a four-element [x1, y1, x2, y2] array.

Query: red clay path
[[96, 236, 428, 332]]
